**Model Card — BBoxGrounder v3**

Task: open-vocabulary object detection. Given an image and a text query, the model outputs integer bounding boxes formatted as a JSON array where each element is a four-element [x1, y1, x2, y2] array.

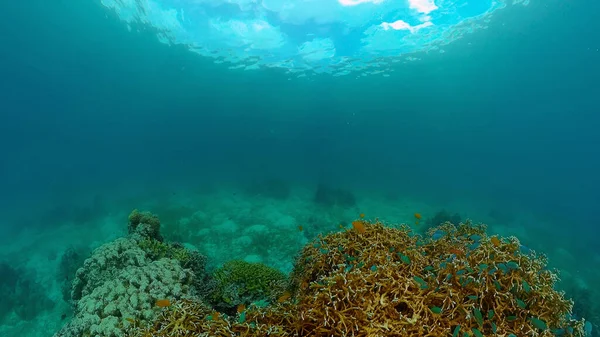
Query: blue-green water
[[0, 0, 598, 336]]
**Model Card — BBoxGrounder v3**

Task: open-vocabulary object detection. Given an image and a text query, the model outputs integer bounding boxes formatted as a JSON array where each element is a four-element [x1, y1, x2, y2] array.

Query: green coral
[[128, 209, 162, 241], [210, 260, 287, 313], [137, 239, 196, 266], [137, 239, 173, 259]]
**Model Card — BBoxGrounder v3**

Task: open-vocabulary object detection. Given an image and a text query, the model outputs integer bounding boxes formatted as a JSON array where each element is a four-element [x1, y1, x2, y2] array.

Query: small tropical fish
[[155, 299, 171, 307], [237, 304, 246, 313], [298, 225, 303, 232], [60, 313, 67, 321], [352, 220, 367, 234], [359, 213, 365, 218], [490, 236, 501, 247], [339, 223, 344, 229], [414, 213, 422, 220], [278, 291, 292, 303], [213, 311, 220, 320]]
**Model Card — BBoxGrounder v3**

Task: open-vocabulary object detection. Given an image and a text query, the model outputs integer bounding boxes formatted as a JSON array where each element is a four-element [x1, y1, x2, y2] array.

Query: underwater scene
[[0, 0, 598, 336]]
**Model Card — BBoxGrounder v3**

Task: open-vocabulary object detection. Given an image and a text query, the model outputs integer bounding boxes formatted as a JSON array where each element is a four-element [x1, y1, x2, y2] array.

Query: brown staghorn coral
[[130, 220, 586, 337], [131, 299, 294, 337]]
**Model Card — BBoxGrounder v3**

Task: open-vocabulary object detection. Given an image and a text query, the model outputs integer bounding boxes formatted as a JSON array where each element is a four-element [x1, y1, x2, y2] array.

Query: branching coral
[[132, 299, 294, 337], [129, 220, 589, 337], [563, 284, 598, 336], [286, 221, 584, 336]]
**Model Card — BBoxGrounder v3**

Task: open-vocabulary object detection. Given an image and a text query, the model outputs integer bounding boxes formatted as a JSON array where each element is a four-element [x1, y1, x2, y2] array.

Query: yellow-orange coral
[[131, 299, 294, 337], [131, 221, 586, 337], [287, 221, 584, 336]]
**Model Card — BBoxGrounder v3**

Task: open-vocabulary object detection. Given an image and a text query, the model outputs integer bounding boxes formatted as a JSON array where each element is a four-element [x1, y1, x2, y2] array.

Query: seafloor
[[0, 184, 597, 336]]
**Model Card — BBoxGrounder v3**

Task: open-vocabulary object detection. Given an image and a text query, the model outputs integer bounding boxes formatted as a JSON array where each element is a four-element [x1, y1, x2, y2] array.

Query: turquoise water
[[0, 0, 598, 336]]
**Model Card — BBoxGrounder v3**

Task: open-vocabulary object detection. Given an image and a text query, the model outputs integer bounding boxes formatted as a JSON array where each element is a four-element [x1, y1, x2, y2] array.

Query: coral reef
[[0, 261, 55, 322], [150, 205, 196, 243], [54, 210, 210, 337], [210, 260, 288, 314], [287, 221, 584, 336], [55, 238, 198, 337], [70, 238, 146, 302], [131, 298, 291, 337], [131, 220, 587, 337], [128, 209, 163, 241], [137, 238, 214, 298], [564, 284, 598, 336], [174, 202, 308, 273], [58, 246, 87, 302]]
